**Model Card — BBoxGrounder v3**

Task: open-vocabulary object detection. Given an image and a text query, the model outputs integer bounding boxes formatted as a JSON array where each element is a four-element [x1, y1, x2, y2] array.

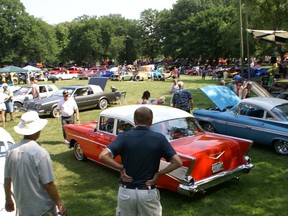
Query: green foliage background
[[1, 0, 288, 66]]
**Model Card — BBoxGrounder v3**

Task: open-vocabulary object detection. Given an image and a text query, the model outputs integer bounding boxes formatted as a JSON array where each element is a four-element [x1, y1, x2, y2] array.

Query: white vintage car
[[0, 128, 17, 216], [48, 72, 77, 81], [13, 84, 58, 112]]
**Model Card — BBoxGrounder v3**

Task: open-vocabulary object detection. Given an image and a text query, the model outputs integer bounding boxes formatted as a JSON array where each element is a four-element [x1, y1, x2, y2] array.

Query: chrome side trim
[[197, 117, 288, 137], [66, 133, 107, 148]]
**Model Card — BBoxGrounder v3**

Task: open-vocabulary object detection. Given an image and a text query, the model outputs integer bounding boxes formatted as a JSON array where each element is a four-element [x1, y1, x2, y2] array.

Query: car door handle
[[105, 136, 111, 141]]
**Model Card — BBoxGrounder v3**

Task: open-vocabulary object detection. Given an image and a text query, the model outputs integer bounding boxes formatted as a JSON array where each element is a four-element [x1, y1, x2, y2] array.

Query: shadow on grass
[[50, 150, 120, 215]]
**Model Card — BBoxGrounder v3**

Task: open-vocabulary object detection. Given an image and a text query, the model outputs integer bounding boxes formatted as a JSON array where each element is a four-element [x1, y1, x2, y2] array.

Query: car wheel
[[274, 140, 288, 155], [99, 99, 108, 110], [74, 142, 87, 161], [51, 106, 60, 118], [14, 101, 22, 112], [58, 77, 62, 81], [201, 122, 217, 133]]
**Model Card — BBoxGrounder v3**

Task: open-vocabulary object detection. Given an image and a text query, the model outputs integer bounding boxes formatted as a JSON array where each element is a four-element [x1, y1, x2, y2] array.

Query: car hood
[[250, 81, 272, 97], [32, 95, 61, 104], [199, 86, 241, 111]]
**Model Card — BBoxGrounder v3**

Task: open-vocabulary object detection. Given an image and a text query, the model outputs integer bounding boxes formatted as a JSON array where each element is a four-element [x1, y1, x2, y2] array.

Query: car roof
[[61, 85, 89, 89], [60, 85, 103, 92], [100, 105, 193, 124], [242, 97, 288, 110]]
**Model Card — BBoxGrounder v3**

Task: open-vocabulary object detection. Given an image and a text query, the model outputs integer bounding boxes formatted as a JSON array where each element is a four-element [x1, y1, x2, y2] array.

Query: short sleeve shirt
[[172, 89, 193, 111], [57, 97, 78, 117], [107, 126, 177, 186], [3, 88, 13, 102], [4, 139, 55, 216]]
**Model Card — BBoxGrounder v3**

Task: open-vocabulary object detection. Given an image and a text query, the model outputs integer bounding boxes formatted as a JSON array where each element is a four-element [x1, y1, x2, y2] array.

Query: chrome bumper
[[178, 163, 254, 196], [64, 139, 70, 146]]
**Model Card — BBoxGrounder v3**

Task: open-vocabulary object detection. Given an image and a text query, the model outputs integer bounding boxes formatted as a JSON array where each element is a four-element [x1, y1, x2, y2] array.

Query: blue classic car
[[193, 85, 288, 155]]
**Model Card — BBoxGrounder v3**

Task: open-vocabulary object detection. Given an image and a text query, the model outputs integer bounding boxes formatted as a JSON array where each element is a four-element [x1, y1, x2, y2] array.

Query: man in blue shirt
[[99, 107, 182, 216], [172, 81, 193, 113]]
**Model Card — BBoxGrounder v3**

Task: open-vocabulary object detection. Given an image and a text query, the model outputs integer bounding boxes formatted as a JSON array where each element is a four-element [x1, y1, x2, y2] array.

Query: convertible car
[[64, 105, 254, 196], [23, 84, 118, 117], [193, 85, 288, 155], [0, 128, 17, 215]]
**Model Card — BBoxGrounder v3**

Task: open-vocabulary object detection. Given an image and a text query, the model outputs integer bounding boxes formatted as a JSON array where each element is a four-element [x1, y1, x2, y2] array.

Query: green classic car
[[111, 71, 134, 81]]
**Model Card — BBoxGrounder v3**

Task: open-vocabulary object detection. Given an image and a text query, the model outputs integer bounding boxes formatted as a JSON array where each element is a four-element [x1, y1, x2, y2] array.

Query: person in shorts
[[2, 83, 14, 122], [0, 88, 9, 127]]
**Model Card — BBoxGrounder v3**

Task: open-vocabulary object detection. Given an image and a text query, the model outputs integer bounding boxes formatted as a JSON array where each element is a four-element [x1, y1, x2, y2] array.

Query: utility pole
[[239, 0, 244, 77], [245, 0, 250, 80]]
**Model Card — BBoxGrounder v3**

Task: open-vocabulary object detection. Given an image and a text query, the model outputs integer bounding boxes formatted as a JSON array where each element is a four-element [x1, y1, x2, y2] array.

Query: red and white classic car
[[64, 105, 254, 196]]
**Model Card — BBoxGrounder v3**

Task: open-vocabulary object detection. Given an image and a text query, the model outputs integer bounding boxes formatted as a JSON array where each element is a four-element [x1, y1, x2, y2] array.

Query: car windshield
[[14, 86, 30, 95], [150, 117, 198, 141], [52, 88, 75, 96], [271, 103, 288, 121]]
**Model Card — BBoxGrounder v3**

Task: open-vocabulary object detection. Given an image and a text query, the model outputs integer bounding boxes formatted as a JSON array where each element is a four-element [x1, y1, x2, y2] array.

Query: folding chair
[[119, 91, 127, 105]]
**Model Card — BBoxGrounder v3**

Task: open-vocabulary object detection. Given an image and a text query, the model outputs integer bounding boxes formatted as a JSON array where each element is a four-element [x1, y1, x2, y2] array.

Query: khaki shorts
[[116, 186, 162, 216]]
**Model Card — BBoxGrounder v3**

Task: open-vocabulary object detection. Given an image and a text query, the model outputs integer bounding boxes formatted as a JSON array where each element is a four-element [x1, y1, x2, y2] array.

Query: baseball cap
[[63, 90, 69, 95]]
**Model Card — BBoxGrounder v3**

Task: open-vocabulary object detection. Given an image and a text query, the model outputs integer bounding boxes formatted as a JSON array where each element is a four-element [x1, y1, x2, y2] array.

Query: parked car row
[[2, 76, 287, 201], [23, 84, 118, 117]]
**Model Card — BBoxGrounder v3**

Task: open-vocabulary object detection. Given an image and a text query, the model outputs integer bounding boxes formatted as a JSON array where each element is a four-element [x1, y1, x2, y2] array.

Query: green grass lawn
[[5, 75, 288, 216]]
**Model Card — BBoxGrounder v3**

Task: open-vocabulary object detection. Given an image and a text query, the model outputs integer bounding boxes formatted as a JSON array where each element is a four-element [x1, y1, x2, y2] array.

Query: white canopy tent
[[22, 65, 41, 72], [247, 29, 288, 44]]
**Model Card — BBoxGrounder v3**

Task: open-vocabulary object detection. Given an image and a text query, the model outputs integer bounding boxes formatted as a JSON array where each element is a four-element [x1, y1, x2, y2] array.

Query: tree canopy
[[1, 0, 288, 67]]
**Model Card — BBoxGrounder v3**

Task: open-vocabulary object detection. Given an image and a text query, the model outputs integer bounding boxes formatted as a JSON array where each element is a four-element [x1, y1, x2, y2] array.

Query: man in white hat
[[4, 111, 67, 216]]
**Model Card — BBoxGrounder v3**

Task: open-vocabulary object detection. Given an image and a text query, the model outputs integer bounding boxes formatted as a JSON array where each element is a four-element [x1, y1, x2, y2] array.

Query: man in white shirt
[[4, 111, 67, 215], [56, 90, 80, 139]]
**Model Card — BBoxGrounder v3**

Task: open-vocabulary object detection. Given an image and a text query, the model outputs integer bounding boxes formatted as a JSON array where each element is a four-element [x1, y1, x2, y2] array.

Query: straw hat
[[14, 111, 48, 135]]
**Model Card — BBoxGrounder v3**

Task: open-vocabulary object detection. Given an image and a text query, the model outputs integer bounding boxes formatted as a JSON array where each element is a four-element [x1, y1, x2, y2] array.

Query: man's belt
[[62, 115, 72, 118], [120, 184, 156, 190]]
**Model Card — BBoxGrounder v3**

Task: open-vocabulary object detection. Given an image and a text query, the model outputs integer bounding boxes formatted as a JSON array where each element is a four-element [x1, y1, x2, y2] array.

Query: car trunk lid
[[172, 133, 252, 181]]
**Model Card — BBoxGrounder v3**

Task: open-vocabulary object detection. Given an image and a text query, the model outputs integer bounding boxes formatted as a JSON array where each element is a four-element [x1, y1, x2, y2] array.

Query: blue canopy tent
[[0, 66, 28, 73]]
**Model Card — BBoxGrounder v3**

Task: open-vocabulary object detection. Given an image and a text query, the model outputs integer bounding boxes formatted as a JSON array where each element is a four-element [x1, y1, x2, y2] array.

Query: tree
[[0, 0, 31, 65], [23, 17, 59, 66], [139, 9, 162, 60]]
